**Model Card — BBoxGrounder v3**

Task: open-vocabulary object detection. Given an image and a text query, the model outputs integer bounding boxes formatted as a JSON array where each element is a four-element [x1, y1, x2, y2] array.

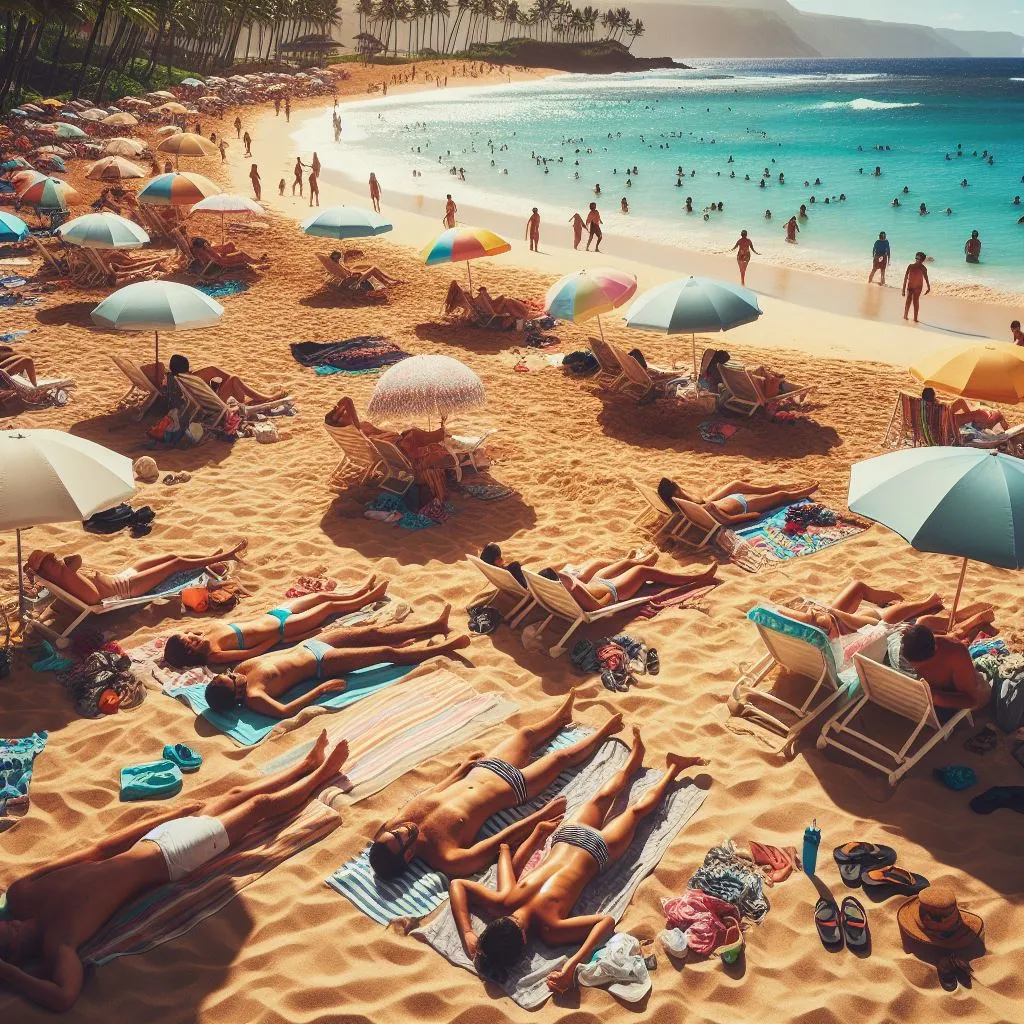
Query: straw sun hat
[[897, 885, 984, 949]]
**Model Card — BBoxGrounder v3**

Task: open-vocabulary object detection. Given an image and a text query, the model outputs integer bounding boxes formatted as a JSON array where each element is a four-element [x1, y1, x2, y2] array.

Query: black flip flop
[[814, 897, 843, 949], [832, 842, 897, 885], [861, 865, 929, 897], [840, 896, 869, 953], [645, 648, 660, 676]]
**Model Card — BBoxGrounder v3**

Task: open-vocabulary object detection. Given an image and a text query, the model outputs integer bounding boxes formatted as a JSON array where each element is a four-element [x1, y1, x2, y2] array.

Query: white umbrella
[[189, 193, 262, 243], [155, 125, 181, 137], [367, 354, 484, 424], [301, 205, 393, 239], [58, 212, 149, 249], [86, 155, 146, 181], [0, 429, 135, 620], [103, 137, 146, 157], [79, 108, 108, 121]]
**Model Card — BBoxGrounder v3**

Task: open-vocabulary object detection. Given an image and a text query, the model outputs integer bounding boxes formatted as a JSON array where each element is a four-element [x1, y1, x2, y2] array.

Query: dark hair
[[329, 250, 342, 261], [538, 567, 559, 582], [368, 837, 409, 879], [164, 633, 204, 669], [916, 251, 926, 260], [475, 917, 526, 980], [713, 349, 730, 364], [901, 624, 936, 663], [1012, 320, 1021, 331], [627, 348, 647, 368], [205, 679, 238, 713], [505, 560, 526, 588], [921, 387, 936, 403], [480, 543, 502, 565], [658, 477, 680, 508], [169, 353, 190, 375]]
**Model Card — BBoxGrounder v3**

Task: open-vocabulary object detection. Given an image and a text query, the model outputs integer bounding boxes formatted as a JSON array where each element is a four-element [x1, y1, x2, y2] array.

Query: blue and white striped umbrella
[[301, 205, 393, 239]]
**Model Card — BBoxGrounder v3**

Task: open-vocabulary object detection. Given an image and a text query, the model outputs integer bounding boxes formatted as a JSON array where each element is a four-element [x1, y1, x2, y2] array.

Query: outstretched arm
[[208, 638, 277, 665], [0, 947, 85, 1012], [246, 679, 346, 720], [544, 914, 616, 992], [450, 877, 511, 960], [443, 804, 558, 877]]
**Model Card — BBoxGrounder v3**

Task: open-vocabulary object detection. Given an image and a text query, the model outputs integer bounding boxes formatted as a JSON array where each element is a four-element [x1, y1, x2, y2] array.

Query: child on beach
[[278, 179, 285, 196]]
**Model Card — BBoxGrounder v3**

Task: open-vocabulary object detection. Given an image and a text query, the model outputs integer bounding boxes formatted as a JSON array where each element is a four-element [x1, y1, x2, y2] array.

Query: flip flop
[[937, 956, 960, 992], [645, 648, 660, 676], [162, 743, 203, 773], [964, 725, 998, 755], [749, 841, 794, 884], [832, 842, 897, 884], [814, 897, 843, 949], [840, 896, 869, 952], [120, 760, 183, 801], [861, 865, 929, 896]]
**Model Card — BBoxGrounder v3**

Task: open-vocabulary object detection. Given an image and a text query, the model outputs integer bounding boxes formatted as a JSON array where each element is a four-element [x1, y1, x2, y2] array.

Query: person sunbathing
[[25, 542, 246, 605], [203, 605, 469, 719], [778, 582, 947, 638], [369, 692, 622, 880], [190, 237, 266, 270], [897, 621, 992, 712], [167, 353, 286, 407], [326, 250, 394, 289], [0, 731, 349, 1011], [450, 728, 708, 992], [658, 477, 818, 524], [556, 552, 717, 612], [921, 387, 1008, 432], [746, 363, 804, 401], [0, 345, 38, 386], [340, 248, 400, 284], [163, 578, 390, 667], [475, 285, 532, 320]]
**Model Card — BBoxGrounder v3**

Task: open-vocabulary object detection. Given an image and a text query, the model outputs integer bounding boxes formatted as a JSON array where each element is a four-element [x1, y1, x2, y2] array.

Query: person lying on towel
[[203, 605, 469, 719], [369, 692, 620, 881], [658, 477, 819, 526], [163, 577, 390, 667], [25, 541, 247, 605], [0, 731, 348, 1011], [449, 727, 708, 993]]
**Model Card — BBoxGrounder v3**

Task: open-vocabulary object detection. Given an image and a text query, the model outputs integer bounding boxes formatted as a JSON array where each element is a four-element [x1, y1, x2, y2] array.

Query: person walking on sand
[[585, 202, 602, 252], [868, 231, 890, 286], [1011, 320, 1024, 346], [292, 157, 305, 197], [284, 97, 291, 122], [902, 251, 931, 322], [242, 131, 252, 157], [274, 97, 281, 116], [785, 215, 799, 243], [730, 229, 759, 286], [444, 194, 457, 228], [308, 167, 319, 207], [233, 116, 242, 139], [526, 207, 540, 252], [569, 212, 585, 249], [964, 229, 982, 264], [249, 163, 261, 202], [218, 139, 227, 162], [369, 173, 381, 212]]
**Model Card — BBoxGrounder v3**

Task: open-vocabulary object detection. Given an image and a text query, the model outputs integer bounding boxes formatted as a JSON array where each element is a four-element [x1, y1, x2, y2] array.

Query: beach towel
[[325, 727, 607, 925], [80, 798, 340, 966], [636, 581, 719, 619], [195, 279, 249, 299], [290, 337, 410, 376], [414, 770, 710, 1009], [262, 669, 518, 802], [0, 732, 47, 832], [699, 419, 741, 445], [736, 500, 866, 563]]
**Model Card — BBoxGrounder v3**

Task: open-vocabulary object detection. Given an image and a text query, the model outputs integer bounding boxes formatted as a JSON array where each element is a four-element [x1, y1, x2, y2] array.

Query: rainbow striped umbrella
[[421, 226, 510, 288], [544, 267, 637, 340], [17, 176, 81, 210], [137, 171, 220, 207]]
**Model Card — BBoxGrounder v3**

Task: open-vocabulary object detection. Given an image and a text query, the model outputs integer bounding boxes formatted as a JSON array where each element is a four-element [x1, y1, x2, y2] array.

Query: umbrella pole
[[15, 527, 24, 624], [467, 261, 472, 292], [154, 330, 160, 376], [692, 333, 697, 381], [597, 314, 604, 342], [947, 557, 970, 632], [221, 211, 226, 246]]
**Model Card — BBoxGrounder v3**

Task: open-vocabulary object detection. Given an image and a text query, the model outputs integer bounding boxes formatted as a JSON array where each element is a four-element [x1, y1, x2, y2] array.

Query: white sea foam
[[817, 98, 922, 110]]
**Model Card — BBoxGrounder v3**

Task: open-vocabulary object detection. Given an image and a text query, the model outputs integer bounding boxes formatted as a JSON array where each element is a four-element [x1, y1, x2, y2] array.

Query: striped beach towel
[[261, 669, 518, 802], [325, 728, 611, 926], [80, 799, 341, 966]]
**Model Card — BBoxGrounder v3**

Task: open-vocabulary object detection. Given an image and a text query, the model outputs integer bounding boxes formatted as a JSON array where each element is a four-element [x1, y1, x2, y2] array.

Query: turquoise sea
[[300, 59, 1024, 295]]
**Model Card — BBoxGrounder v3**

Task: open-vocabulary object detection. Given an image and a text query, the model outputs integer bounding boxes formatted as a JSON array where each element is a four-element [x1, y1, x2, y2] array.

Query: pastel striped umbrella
[[544, 268, 637, 340], [58, 213, 149, 249], [17, 176, 81, 210], [86, 155, 146, 181], [0, 212, 29, 243], [301, 206, 393, 240], [421, 226, 510, 288], [190, 193, 263, 243], [103, 137, 146, 157], [138, 172, 220, 207]]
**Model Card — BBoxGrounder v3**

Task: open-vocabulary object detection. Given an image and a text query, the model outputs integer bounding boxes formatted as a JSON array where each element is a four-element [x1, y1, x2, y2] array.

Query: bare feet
[[555, 689, 577, 727], [360, 579, 390, 605], [308, 729, 329, 766], [625, 726, 646, 772], [437, 634, 471, 653], [323, 738, 349, 776], [433, 603, 452, 634], [695, 563, 718, 584], [599, 712, 624, 739], [666, 753, 709, 774], [225, 539, 248, 561]]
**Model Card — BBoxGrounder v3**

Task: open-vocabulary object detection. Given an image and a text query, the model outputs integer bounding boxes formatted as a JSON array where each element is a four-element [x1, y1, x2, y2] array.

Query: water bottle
[[802, 819, 821, 877]]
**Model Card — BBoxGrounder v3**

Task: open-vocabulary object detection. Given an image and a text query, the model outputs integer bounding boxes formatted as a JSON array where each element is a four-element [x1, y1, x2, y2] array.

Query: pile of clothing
[[364, 492, 455, 530], [570, 633, 659, 692], [783, 502, 838, 533], [57, 645, 146, 718]]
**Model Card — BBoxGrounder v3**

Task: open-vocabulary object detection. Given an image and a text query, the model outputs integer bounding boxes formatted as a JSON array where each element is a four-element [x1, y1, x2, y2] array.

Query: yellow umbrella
[[156, 132, 218, 169], [103, 112, 138, 127], [39, 98, 64, 109], [156, 101, 188, 116], [910, 342, 1024, 405]]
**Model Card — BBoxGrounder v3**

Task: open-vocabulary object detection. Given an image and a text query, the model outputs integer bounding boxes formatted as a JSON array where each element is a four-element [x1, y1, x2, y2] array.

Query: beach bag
[[987, 653, 1024, 733]]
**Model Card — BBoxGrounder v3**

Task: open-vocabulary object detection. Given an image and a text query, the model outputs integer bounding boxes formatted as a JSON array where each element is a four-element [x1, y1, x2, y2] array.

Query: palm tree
[[627, 15, 642, 49]]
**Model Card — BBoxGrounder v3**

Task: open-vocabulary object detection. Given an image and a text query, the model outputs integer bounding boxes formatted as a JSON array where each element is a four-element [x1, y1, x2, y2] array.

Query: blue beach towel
[[736, 499, 866, 562], [195, 279, 249, 299], [0, 732, 48, 832], [164, 662, 413, 747]]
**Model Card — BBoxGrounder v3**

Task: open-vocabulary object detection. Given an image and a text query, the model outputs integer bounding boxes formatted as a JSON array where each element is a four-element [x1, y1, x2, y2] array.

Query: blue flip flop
[[120, 760, 183, 801], [162, 743, 203, 773]]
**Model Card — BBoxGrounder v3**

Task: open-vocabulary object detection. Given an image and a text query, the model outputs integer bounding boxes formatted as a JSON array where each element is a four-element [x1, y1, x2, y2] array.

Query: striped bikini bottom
[[468, 757, 529, 805], [551, 823, 611, 872]]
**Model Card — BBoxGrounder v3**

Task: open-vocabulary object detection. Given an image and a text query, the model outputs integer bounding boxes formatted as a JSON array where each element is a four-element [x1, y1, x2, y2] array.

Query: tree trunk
[[72, 0, 110, 97]]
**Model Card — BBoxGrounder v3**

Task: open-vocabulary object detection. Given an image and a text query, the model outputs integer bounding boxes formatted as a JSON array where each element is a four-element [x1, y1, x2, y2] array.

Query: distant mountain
[[626, 0, 1024, 58]]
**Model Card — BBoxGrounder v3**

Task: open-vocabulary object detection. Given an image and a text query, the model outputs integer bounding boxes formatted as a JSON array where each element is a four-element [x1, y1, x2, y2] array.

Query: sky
[[791, 0, 1024, 34]]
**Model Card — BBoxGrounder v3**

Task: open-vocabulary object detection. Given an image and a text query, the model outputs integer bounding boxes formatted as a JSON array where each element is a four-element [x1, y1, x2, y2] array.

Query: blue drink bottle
[[803, 819, 821, 877]]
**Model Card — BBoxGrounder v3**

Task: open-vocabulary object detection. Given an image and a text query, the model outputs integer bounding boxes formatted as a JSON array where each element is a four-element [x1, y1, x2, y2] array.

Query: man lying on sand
[[163, 578, 390, 667], [203, 606, 469, 718], [369, 692, 621, 880], [26, 542, 246, 605], [658, 477, 818, 526], [0, 732, 348, 1011], [450, 727, 707, 993]]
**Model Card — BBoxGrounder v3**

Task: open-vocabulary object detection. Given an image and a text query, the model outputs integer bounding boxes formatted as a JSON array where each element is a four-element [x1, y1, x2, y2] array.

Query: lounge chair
[[719, 363, 814, 417], [668, 498, 723, 550], [91, 248, 167, 285], [0, 368, 74, 407], [111, 354, 162, 419], [587, 338, 625, 389], [316, 253, 388, 301], [175, 372, 292, 430], [365, 437, 416, 495], [324, 423, 385, 492], [467, 554, 536, 628], [631, 480, 680, 541], [444, 428, 496, 479], [521, 568, 650, 658], [731, 605, 889, 753], [816, 652, 980, 785], [608, 345, 659, 400], [881, 390, 1024, 456]]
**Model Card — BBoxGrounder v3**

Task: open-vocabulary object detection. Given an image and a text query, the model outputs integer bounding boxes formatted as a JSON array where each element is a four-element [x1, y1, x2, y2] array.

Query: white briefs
[[141, 815, 229, 881]]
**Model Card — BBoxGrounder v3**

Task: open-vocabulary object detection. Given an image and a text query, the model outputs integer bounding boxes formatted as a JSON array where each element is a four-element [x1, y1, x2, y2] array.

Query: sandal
[[964, 725, 998, 755], [832, 841, 897, 884], [840, 896, 869, 952], [645, 648, 660, 676], [861, 865, 929, 897], [937, 956, 960, 992], [814, 897, 843, 949]]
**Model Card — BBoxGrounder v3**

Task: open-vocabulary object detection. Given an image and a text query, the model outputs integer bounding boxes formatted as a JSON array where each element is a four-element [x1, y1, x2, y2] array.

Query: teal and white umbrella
[[0, 212, 29, 243], [301, 205, 393, 239], [52, 123, 87, 139], [849, 447, 1024, 625], [625, 275, 763, 377], [58, 212, 149, 249], [91, 280, 223, 372]]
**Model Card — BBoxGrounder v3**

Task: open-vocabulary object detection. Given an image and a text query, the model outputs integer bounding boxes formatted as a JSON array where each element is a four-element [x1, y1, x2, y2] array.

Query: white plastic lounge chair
[[324, 423, 385, 492], [467, 554, 536, 628], [731, 605, 889, 753], [521, 568, 650, 658], [669, 498, 724, 550], [444, 428, 496, 480], [631, 480, 679, 541], [366, 437, 416, 496], [816, 652, 980, 786], [0, 368, 74, 407], [719, 363, 814, 417], [111, 354, 162, 419], [175, 372, 292, 429]]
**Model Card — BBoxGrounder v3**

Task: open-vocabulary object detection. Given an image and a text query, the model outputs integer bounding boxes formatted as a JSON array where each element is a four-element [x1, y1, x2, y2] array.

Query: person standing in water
[[964, 230, 982, 264], [785, 215, 799, 243], [730, 229, 759, 286], [369, 173, 381, 213], [902, 252, 931, 323], [525, 207, 540, 252], [242, 131, 252, 157], [869, 231, 890, 286], [444, 194, 457, 228], [569, 212, 585, 249], [311, 152, 321, 178], [585, 202, 602, 252]]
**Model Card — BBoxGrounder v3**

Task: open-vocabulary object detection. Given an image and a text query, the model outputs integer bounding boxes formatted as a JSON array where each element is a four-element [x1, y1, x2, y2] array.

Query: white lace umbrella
[[367, 354, 484, 424], [189, 193, 262, 243]]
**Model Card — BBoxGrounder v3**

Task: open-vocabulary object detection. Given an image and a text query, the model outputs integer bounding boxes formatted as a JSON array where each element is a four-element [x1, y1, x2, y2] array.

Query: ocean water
[[298, 58, 1024, 294]]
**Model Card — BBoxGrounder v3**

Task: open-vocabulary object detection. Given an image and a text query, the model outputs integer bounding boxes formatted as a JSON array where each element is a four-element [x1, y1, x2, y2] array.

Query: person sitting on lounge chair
[[921, 387, 1008, 432], [167, 353, 287, 408], [203, 605, 469, 719], [0, 731, 349, 1011], [442, 280, 513, 328], [475, 286, 532, 320], [339, 249, 400, 284], [25, 541, 246, 605], [190, 236, 266, 271], [450, 727, 707, 992], [0, 345, 39, 386], [369, 692, 621, 880], [897, 621, 992, 712], [325, 250, 394, 290], [702, 349, 731, 392], [163, 578, 390, 667], [746, 363, 805, 401], [658, 477, 819, 525]]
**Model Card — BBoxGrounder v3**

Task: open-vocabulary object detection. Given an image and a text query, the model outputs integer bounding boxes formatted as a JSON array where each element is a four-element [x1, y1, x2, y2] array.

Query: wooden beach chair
[[521, 568, 650, 658], [719, 363, 814, 417], [365, 438, 416, 496], [631, 479, 680, 542], [0, 368, 74, 407], [816, 652, 979, 785], [175, 373, 292, 430], [324, 423, 385, 492], [444, 428, 496, 479], [608, 345, 658, 400], [587, 337, 626, 389], [467, 555, 536, 628], [111, 354, 162, 419], [316, 253, 389, 301], [880, 390, 1024, 456], [668, 498, 724, 550]]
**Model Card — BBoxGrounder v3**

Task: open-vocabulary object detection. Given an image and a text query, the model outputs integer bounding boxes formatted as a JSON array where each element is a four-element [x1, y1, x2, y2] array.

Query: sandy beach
[[2, 59, 1022, 1024]]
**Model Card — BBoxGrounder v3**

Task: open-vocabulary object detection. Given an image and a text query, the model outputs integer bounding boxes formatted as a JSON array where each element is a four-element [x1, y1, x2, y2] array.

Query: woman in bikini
[[730, 229, 759, 286], [557, 552, 717, 612], [657, 477, 819, 525], [162, 577, 391, 667], [779, 582, 947, 639]]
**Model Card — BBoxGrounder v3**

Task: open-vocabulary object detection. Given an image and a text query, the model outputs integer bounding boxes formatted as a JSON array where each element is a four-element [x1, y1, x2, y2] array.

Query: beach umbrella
[[91, 280, 223, 372], [11, 170, 44, 189], [155, 125, 181, 137], [544, 267, 637, 341], [86, 155, 146, 181], [79, 108, 108, 121], [625, 275, 763, 378], [849, 447, 1024, 628], [190, 193, 262, 243], [2, 157, 33, 171], [58, 212, 148, 249], [38, 98, 63, 109], [17, 176, 80, 210], [910, 342, 1024, 406], [102, 112, 138, 127], [52, 123, 87, 139], [156, 131, 218, 167], [0, 428, 136, 621], [138, 171, 219, 208], [179, 78, 205, 88], [102, 137, 145, 158], [147, 90, 176, 101], [33, 145, 71, 158], [367, 354, 484, 424], [119, 97, 151, 109], [0, 212, 29, 243], [20, 103, 43, 115], [10, 109, 28, 117], [155, 101, 188, 116], [421, 226, 511, 289], [301, 205, 393, 240]]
